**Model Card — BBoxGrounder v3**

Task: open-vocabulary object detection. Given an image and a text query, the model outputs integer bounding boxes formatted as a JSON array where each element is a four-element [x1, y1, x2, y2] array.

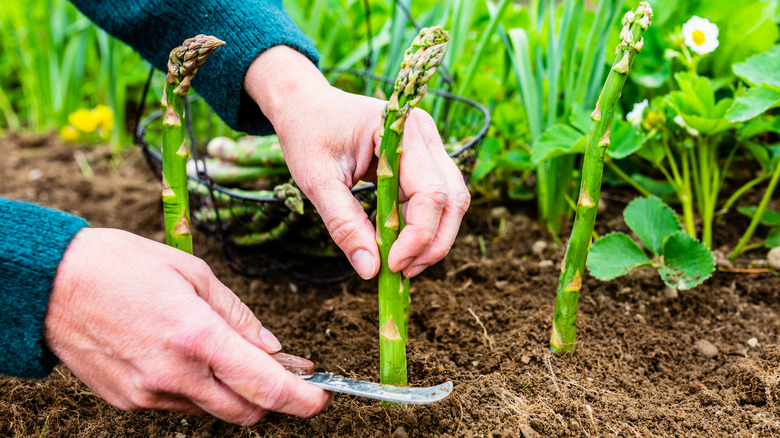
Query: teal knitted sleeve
[[0, 198, 89, 378], [69, 0, 320, 135]]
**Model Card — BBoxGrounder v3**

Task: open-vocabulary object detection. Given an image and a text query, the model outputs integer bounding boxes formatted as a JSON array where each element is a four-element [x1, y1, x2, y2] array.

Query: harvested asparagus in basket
[[207, 135, 286, 167], [376, 26, 450, 387], [161, 35, 224, 253], [187, 158, 289, 186]]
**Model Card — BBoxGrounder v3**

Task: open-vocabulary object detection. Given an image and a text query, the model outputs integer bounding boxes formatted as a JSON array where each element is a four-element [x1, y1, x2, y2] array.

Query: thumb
[[187, 261, 283, 353], [308, 183, 380, 279]]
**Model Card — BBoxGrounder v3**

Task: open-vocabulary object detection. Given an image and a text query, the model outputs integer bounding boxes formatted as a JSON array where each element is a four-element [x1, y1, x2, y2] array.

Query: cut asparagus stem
[[377, 26, 450, 387], [207, 135, 286, 167], [188, 180, 276, 205], [162, 35, 224, 253], [187, 158, 289, 186], [550, 3, 652, 354]]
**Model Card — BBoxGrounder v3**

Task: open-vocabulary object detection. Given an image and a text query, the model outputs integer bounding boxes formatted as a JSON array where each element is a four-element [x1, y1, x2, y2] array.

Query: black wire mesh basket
[[135, 68, 489, 283]]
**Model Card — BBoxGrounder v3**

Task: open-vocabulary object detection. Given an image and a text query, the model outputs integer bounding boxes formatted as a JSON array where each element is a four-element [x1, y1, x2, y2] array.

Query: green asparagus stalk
[[188, 180, 275, 204], [231, 213, 297, 245], [207, 135, 286, 166], [550, 3, 652, 354], [193, 204, 272, 225], [273, 183, 305, 215], [187, 158, 289, 186], [189, 180, 303, 214], [161, 35, 224, 253], [377, 26, 450, 386]]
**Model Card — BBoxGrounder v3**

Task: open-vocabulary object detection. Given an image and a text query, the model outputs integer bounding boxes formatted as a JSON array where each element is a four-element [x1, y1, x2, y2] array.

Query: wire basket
[[135, 68, 489, 283]]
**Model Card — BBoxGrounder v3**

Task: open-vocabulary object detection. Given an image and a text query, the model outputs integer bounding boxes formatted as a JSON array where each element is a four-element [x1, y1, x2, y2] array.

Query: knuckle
[[324, 215, 361, 248], [126, 389, 157, 410], [428, 243, 451, 263], [190, 258, 213, 282], [425, 185, 449, 209], [413, 107, 435, 125], [238, 407, 267, 426], [251, 376, 290, 412], [407, 224, 437, 248], [227, 299, 256, 330], [139, 373, 174, 396], [453, 189, 471, 214], [168, 321, 213, 358]]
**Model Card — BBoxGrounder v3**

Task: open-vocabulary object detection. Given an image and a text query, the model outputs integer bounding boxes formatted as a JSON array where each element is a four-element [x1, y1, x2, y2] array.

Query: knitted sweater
[[1, 0, 318, 378], [69, 0, 319, 135], [0, 198, 89, 377]]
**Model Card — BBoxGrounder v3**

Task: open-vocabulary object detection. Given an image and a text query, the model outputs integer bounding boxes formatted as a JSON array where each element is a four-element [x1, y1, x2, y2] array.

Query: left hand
[[244, 46, 470, 280]]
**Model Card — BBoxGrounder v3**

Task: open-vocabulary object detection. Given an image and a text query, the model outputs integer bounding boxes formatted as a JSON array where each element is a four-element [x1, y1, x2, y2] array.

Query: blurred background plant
[[2, 0, 779, 258], [0, 0, 148, 156]]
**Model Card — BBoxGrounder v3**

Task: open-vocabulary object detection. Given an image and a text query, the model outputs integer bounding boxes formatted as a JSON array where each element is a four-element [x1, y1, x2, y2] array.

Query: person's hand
[[244, 46, 470, 280], [44, 228, 330, 425]]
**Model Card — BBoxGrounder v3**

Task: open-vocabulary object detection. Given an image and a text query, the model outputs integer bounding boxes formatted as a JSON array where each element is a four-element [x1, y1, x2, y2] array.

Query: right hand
[[44, 227, 330, 425]]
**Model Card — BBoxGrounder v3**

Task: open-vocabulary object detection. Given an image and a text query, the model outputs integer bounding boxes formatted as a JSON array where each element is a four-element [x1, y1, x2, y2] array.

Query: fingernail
[[405, 264, 427, 279], [351, 249, 376, 279], [394, 256, 414, 272], [259, 327, 282, 353]]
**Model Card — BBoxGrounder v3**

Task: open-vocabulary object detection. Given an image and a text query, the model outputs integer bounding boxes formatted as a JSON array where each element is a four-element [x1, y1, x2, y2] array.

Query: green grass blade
[[457, 0, 510, 97], [506, 27, 542, 139]]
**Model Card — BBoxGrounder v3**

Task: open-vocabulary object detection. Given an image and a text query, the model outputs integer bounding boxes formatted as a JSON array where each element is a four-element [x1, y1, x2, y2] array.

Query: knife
[[271, 352, 453, 405]]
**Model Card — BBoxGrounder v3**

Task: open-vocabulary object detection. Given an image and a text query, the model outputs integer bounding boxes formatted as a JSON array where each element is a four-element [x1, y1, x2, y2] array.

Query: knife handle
[[270, 352, 315, 376]]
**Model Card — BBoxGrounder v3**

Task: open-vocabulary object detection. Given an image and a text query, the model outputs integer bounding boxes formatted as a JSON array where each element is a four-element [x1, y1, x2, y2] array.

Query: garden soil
[[1, 132, 779, 437]]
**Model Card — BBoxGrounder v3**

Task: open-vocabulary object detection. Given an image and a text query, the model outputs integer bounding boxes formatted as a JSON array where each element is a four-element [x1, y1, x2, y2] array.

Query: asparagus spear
[[550, 2, 652, 354], [161, 35, 224, 253], [188, 180, 275, 204], [377, 26, 450, 387], [193, 204, 272, 226], [189, 180, 303, 214], [187, 158, 289, 186], [207, 135, 286, 167], [230, 212, 297, 245]]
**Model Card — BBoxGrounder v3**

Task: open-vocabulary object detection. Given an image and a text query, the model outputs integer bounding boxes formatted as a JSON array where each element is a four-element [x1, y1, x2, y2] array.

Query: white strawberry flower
[[626, 99, 649, 126], [682, 16, 719, 55]]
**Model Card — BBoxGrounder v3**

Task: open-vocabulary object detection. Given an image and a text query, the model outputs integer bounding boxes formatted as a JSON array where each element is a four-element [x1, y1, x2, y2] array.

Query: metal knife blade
[[300, 372, 453, 405], [270, 352, 453, 404]]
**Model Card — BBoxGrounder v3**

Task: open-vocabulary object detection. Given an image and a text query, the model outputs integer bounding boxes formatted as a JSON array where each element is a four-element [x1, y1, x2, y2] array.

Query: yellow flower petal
[[93, 104, 115, 132], [68, 108, 100, 133], [60, 125, 80, 142]]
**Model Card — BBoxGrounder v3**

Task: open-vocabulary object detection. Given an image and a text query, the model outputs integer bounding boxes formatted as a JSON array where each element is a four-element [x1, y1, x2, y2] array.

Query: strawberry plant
[[586, 196, 715, 291]]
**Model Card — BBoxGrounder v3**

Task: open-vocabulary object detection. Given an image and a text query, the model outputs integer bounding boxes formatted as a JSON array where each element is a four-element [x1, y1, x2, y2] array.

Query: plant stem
[[680, 150, 696, 237], [605, 158, 651, 196], [721, 172, 770, 214], [550, 2, 651, 354], [161, 35, 224, 254], [660, 137, 696, 236], [377, 27, 449, 386], [729, 160, 780, 261], [698, 137, 713, 248]]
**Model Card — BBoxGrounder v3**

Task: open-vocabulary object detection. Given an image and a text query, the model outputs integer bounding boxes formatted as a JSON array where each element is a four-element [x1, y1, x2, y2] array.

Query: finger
[[307, 182, 380, 280], [387, 122, 449, 273], [199, 323, 331, 417], [185, 375, 268, 426], [403, 122, 470, 277], [146, 397, 207, 417], [182, 258, 280, 353]]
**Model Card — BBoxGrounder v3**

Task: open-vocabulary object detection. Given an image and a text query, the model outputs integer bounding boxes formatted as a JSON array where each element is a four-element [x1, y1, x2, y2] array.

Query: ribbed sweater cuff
[[0, 198, 89, 378]]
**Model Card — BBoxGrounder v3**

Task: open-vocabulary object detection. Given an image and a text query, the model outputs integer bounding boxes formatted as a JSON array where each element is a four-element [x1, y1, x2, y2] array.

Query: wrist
[[244, 46, 331, 128]]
